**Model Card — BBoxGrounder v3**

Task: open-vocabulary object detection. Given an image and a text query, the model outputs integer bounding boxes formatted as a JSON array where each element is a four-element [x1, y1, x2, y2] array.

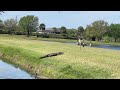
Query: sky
[[1, 11, 120, 29]]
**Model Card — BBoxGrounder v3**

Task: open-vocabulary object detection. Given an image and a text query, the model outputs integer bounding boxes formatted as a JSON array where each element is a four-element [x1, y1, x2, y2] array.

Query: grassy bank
[[0, 34, 120, 79], [1, 34, 120, 46], [0, 34, 76, 43]]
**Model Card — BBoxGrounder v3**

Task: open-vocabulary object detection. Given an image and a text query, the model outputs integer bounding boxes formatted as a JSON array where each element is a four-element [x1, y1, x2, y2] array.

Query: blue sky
[[1, 11, 120, 29]]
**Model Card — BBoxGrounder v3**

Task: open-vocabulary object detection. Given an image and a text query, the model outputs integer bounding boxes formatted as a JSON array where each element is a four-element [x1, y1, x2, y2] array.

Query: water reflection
[[0, 60, 35, 79], [64, 42, 120, 50], [93, 44, 120, 50]]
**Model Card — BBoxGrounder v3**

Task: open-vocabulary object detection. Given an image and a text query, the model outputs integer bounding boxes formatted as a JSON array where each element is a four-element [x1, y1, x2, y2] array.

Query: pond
[[64, 42, 120, 51], [40, 40, 120, 50], [93, 44, 120, 50], [0, 60, 35, 79]]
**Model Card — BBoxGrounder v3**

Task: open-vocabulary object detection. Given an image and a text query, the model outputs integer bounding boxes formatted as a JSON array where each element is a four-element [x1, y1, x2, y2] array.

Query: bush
[[37, 33, 50, 38], [14, 32, 22, 35], [49, 33, 57, 38], [103, 36, 110, 43], [14, 32, 27, 35], [31, 32, 37, 36], [36, 33, 76, 39], [49, 34, 65, 39], [0, 30, 9, 34]]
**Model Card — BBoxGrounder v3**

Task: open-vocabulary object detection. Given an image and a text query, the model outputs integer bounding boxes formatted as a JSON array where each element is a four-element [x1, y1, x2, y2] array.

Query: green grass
[[1, 34, 120, 46], [0, 34, 76, 43], [0, 34, 120, 79]]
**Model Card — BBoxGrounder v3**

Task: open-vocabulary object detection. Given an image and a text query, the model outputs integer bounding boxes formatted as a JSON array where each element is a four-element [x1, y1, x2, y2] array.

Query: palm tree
[[61, 26, 67, 38], [39, 23, 46, 31], [77, 26, 84, 39], [78, 26, 84, 34], [61, 26, 67, 34]]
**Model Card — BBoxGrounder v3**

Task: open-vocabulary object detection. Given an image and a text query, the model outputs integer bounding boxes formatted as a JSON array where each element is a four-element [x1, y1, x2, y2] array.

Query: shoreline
[[0, 52, 48, 79], [0, 34, 120, 79]]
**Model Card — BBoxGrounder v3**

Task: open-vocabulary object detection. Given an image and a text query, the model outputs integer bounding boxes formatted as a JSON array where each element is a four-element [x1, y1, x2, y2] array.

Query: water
[[0, 60, 35, 79], [40, 39, 120, 50], [41, 40, 120, 50], [93, 44, 120, 50], [64, 42, 120, 51]]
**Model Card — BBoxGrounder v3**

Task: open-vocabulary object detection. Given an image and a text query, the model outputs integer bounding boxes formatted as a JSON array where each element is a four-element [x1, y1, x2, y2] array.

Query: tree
[[19, 15, 39, 37], [92, 20, 108, 41], [67, 29, 76, 39], [52, 27, 57, 33], [29, 17, 39, 32], [0, 19, 5, 33], [0, 19, 4, 29], [84, 20, 108, 41], [109, 24, 120, 42], [77, 26, 84, 39], [39, 23, 46, 31], [85, 25, 96, 41], [60, 26, 67, 38], [4, 18, 17, 35], [15, 25, 25, 35]]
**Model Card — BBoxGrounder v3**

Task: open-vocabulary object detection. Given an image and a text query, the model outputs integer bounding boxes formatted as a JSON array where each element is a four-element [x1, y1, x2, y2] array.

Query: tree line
[[0, 15, 120, 42], [84, 20, 120, 42], [0, 15, 75, 38]]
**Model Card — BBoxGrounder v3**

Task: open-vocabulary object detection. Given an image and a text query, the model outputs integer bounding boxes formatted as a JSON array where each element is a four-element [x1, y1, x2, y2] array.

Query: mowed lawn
[[0, 35, 120, 79]]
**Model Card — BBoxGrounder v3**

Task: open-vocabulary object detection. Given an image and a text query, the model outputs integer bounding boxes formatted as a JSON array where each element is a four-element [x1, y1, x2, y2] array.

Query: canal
[[0, 60, 35, 79]]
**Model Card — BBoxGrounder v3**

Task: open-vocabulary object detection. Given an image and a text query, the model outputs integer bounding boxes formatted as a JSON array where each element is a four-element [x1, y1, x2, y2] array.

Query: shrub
[[31, 32, 37, 36], [103, 36, 110, 43], [0, 30, 9, 34], [14, 32, 27, 35], [37, 33, 50, 38]]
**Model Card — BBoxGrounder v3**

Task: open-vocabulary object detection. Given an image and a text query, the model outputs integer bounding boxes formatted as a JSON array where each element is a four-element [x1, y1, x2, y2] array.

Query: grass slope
[[0, 34, 120, 79]]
